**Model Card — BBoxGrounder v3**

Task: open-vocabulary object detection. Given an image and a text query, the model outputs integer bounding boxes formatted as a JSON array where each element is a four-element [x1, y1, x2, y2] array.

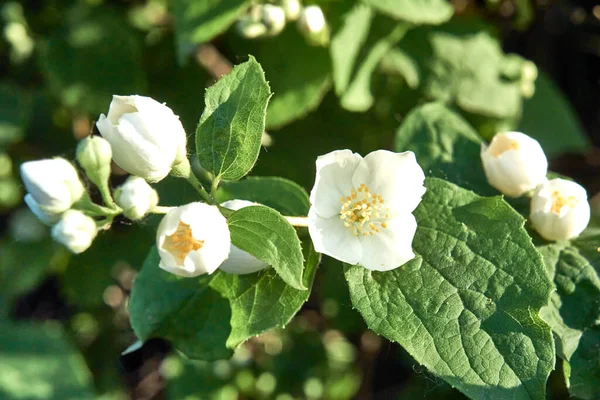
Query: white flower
[[24, 194, 61, 226], [481, 131, 548, 197], [157, 202, 231, 277], [219, 200, 270, 275], [261, 4, 286, 36], [530, 178, 590, 241], [114, 176, 159, 221], [281, 0, 301, 21], [96, 95, 188, 183], [51, 210, 98, 254], [297, 5, 329, 46], [308, 149, 426, 271], [20, 158, 85, 214]]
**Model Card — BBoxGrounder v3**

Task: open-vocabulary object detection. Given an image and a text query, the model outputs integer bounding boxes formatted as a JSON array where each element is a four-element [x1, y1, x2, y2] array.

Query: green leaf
[[0, 322, 94, 399], [363, 0, 454, 24], [39, 5, 146, 114], [228, 28, 331, 130], [518, 71, 590, 156], [173, 0, 250, 62], [130, 177, 320, 360], [227, 205, 306, 290], [566, 327, 600, 400], [0, 83, 33, 147], [394, 103, 494, 195], [345, 177, 554, 400], [195, 56, 271, 181]]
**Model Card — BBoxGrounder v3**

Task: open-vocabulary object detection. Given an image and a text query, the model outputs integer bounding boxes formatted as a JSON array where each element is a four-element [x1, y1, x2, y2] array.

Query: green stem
[[285, 216, 309, 227], [76, 194, 121, 217], [98, 181, 119, 210], [151, 206, 174, 214], [211, 177, 221, 197], [185, 173, 215, 204]]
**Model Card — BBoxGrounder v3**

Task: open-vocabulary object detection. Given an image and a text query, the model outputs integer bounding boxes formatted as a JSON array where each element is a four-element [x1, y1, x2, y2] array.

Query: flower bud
[[52, 210, 98, 254], [96, 95, 188, 183], [157, 202, 230, 277], [530, 179, 590, 241], [76, 136, 112, 190], [114, 176, 159, 221], [236, 19, 268, 39], [297, 5, 329, 46], [281, 0, 301, 21], [481, 132, 548, 197], [261, 4, 286, 36], [20, 158, 85, 214], [24, 194, 61, 226], [219, 200, 269, 275]]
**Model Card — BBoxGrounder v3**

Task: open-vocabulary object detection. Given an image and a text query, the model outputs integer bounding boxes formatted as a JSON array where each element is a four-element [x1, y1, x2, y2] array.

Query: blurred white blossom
[[52, 210, 98, 254], [114, 176, 159, 221]]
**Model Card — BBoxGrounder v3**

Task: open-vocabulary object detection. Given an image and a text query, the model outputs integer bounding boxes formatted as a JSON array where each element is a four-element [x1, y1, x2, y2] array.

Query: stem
[[98, 181, 119, 210], [211, 177, 221, 197], [185, 173, 215, 204], [76, 194, 121, 217], [151, 206, 174, 214], [285, 216, 309, 227]]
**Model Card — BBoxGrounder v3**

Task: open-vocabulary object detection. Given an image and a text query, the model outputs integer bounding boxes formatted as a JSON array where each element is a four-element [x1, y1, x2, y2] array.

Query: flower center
[[339, 184, 390, 236], [162, 221, 204, 264], [550, 190, 578, 215]]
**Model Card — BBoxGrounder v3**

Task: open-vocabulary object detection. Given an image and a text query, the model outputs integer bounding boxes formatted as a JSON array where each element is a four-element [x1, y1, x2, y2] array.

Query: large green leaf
[[0, 322, 94, 400], [518, 71, 590, 157], [228, 205, 306, 290], [566, 327, 600, 400], [195, 57, 271, 181], [394, 103, 493, 195], [345, 178, 554, 400], [129, 177, 320, 360], [362, 0, 454, 24], [39, 5, 146, 114], [0, 83, 33, 147], [173, 0, 251, 62]]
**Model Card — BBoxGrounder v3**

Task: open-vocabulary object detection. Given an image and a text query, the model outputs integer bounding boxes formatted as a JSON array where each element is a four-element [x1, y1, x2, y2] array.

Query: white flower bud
[[297, 5, 329, 46], [530, 179, 590, 241], [76, 136, 113, 189], [114, 176, 159, 221], [24, 194, 61, 226], [261, 4, 286, 36], [281, 0, 302, 21], [52, 210, 98, 254], [157, 202, 230, 277], [96, 95, 188, 183], [219, 200, 269, 275], [481, 132, 548, 197], [236, 19, 268, 39], [20, 158, 85, 214]]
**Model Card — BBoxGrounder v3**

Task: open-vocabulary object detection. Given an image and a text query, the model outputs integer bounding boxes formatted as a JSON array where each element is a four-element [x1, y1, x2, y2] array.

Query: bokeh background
[[0, 0, 598, 399]]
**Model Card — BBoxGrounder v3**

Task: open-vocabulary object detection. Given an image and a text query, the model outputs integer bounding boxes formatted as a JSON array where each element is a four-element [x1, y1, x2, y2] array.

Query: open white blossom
[[157, 202, 230, 277], [219, 199, 270, 275], [52, 210, 98, 254], [96, 95, 187, 183], [308, 149, 425, 271], [21, 158, 85, 214], [114, 176, 159, 221], [481, 131, 548, 197], [530, 178, 590, 241]]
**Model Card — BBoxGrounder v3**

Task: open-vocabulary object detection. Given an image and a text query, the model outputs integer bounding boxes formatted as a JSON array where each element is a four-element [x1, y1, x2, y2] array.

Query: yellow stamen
[[162, 221, 204, 264]]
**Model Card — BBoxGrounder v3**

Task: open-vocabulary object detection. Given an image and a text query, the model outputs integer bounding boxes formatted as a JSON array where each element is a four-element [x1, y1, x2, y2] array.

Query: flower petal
[[308, 207, 361, 265], [352, 150, 425, 214], [309, 149, 362, 218], [359, 213, 417, 271]]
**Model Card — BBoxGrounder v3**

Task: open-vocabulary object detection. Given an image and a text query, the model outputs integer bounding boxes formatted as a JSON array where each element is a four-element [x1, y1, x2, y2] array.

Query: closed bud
[[96, 95, 188, 182], [24, 194, 61, 226], [76, 136, 112, 189], [52, 210, 98, 254], [530, 179, 590, 241], [481, 132, 548, 197], [20, 158, 85, 214], [219, 200, 269, 275], [157, 202, 230, 277], [297, 5, 329, 46], [114, 176, 159, 221], [281, 0, 301, 21], [236, 18, 268, 39], [261, 4, 286, 36]]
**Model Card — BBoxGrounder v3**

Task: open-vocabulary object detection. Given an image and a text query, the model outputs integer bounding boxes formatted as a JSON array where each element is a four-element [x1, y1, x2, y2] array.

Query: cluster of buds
[[481, 131, 590, 241], [236, 0, 329, 46]]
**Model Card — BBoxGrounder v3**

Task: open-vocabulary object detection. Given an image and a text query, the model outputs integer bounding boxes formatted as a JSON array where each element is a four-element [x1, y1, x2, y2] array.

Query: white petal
[[309, 150, 362, 218], [308, 207, 362, 265], [107, 95, 138, 124], [24, 194, 61, 226], [351, 150, 426, 213], [358, 213, 417, 271]]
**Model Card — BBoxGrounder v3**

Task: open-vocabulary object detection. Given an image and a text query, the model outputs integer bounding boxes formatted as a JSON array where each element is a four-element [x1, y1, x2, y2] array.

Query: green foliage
[[518, 71, 590, 156], [196, 57, 272, 181], [0, 83, 33, 146], [129, 177, 320, 360], [228, 205, 306, 290], [173, 0, 251, 62], [0, 322, 94, 400], [566, 327, 600, 400], [363, 0, 454, 25], [345, 178, 554, 399]]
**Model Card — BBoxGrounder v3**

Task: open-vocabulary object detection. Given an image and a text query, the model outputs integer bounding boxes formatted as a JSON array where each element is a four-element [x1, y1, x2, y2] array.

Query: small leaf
[[363, 0, 454, 25], [228, 205, 306, 290], [195, 56, 271, 181], [346, 178, 554, 400]]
